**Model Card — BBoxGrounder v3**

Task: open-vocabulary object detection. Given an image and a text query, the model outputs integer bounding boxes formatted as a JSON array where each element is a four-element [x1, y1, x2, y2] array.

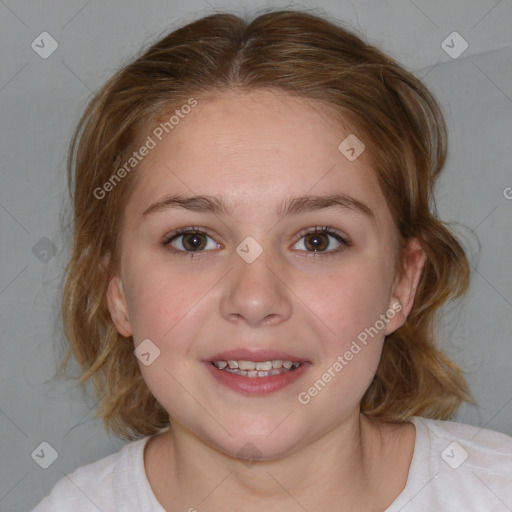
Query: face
[[106, 90, 424, 459]]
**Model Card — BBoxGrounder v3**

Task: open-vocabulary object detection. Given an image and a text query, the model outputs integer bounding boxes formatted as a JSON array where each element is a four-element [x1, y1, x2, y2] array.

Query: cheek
[[294, 258, 391, 416], [122, 260, 207, 344], [299, 252, 393, 352], [123, 267, 207, 415]]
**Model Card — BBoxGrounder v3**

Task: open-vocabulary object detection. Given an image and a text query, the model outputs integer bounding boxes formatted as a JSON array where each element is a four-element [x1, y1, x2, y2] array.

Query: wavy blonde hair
[[57, 8, 472, 440]]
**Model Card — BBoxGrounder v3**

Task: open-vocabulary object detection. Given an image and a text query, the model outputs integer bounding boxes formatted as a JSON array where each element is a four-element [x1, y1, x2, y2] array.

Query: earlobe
[[385, 238, 426, 335], [106, 274, 133, 338]]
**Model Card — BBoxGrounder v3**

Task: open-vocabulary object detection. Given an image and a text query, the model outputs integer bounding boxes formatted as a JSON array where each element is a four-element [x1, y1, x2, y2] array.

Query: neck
[[145, 411, 414, 511]]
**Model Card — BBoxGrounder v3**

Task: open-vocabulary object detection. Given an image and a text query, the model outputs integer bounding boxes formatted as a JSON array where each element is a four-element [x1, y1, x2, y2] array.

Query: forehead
[[126, 90, 388, 221]]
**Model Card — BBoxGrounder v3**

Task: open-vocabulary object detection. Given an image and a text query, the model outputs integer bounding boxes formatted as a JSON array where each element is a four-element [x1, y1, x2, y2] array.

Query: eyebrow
[[142, 193, 375, 219]]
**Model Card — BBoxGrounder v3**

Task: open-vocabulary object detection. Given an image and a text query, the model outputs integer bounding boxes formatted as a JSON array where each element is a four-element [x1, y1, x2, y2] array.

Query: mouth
[[204, 349, 311, 395], [211, 359, 302, 377]]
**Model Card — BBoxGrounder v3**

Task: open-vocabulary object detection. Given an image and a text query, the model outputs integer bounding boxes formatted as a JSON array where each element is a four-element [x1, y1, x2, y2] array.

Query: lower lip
[[203, 361, 311, 395]]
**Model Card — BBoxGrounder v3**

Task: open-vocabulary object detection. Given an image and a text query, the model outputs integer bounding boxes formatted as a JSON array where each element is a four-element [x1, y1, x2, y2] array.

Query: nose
[[219, 246, 293, 328]]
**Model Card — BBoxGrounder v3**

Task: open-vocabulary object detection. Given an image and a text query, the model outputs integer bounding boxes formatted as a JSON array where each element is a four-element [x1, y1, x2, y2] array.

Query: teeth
[[238, 360, 256, 370], [212, 359, 302, 376], [256, 361, 273, 371]]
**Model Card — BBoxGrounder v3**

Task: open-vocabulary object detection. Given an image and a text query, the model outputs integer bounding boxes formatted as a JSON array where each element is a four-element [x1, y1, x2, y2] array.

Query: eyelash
[[161, 225, 352, 258]]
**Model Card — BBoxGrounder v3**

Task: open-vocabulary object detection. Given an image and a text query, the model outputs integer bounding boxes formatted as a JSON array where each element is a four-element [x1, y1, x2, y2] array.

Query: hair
[[58, 8, 472, 440]]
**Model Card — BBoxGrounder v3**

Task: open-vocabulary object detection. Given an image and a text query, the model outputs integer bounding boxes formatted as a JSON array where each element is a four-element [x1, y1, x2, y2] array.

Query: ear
[[101, 253, 133, 338], [385, 237, 426, 335]]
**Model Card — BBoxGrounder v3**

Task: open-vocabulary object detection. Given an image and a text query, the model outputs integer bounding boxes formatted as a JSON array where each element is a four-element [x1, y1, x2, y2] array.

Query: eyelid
[[161, 226, 221, 249], [293, 225, 351, 244], [290, 226, 352, 257], [161, 225, 352, 256]]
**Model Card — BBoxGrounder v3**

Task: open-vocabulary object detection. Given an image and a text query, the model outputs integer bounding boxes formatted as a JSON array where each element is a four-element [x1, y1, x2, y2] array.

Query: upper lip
[[206, 348, 309, 363]]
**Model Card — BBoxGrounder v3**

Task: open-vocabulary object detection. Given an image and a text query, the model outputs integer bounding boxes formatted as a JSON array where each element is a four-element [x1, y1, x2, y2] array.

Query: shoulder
[[30, 436, 151, 512], [387, 417, 512, 512], [416, 416, 512, 471]]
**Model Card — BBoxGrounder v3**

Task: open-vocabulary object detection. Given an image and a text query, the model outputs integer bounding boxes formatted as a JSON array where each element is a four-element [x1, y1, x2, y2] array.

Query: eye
[[163, 227, 220, 252], [292, 227, 350, 255], [162, 226, 350, 257]]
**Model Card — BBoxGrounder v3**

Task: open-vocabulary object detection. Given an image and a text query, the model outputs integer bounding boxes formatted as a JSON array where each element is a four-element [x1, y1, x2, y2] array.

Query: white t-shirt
[[31, 416, 512, 511]]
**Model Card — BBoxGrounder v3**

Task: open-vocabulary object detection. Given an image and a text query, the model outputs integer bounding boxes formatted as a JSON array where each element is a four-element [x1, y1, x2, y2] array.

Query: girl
[[32, 8, 511, 512]]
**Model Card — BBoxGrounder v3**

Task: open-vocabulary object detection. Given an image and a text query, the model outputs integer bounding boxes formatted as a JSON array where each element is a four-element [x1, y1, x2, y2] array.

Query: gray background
[[0, 0, 511, 510]]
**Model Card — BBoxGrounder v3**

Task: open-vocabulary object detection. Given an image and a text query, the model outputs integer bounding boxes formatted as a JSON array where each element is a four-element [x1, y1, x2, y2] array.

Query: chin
[[195, 416, 309, 462]]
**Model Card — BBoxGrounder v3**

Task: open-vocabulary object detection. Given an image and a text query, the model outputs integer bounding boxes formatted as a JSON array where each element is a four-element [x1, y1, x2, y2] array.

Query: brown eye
[[303, 232, 330, 252], [292, 227, 349, 255], [181, 232, 207, 251], [165, 229, 219, 252]]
